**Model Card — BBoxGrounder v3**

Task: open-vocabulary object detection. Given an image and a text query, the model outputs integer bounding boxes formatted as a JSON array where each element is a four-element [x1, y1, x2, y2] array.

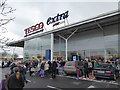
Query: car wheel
[[113, 74, 117, 80]]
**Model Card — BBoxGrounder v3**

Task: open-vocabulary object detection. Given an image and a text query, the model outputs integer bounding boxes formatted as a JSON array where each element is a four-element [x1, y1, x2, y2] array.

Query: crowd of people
[[1, 62, 27, 90], [27, 58, 65, 79], [0, 57, 66, 90], [1, 60, 12, 68], [1, 56, 120, 90]]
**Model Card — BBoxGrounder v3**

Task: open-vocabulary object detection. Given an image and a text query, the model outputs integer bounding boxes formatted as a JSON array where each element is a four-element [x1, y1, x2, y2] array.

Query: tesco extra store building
[[7, 10, 120, 61]]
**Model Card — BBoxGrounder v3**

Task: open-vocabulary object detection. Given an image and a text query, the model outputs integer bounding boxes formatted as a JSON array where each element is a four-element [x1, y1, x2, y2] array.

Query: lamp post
[[12, 46, 16, 61]]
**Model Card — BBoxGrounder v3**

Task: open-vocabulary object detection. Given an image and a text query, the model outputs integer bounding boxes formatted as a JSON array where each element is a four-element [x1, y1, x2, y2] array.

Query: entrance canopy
[[6, 39, 24, 47]]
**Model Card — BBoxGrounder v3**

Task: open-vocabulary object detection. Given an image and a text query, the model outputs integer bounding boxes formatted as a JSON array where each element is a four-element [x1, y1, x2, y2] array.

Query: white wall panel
[[67, 29, 104, 51]]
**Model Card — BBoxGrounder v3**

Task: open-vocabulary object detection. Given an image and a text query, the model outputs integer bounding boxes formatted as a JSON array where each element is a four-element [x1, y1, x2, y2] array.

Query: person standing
[[10, 63, 17, 74], [44, 61, 49, 77], [2, 61, 4, 68], [29, 61, 35, 76], [51, 61, 57, 79], [88, 60, 92, 75], [17, 63, 27, 83], [56, 61, 60, 75], [48, 60, 51, 74], [83, 60, 89, 79], [40, 61, 45, 77], [7, 68, 25, 90], [76, 67, 80, 80], [25, 62, 29, 72], [91, 60, 94, 70]]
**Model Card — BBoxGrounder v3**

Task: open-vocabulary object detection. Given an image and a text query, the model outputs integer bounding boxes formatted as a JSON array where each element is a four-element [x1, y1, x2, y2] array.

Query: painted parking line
[[26, 79, 31, 83], [92, 79, 120, 85], [47, 85, 62, 90], [72, 81, 80, 85], [88, 85, 96, 88], [58, 75, 120, 86]]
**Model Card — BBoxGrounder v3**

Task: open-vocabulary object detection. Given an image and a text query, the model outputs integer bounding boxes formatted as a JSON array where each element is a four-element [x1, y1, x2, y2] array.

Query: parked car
[[63, 61, 84, 75], [93, 63, 119, 80]]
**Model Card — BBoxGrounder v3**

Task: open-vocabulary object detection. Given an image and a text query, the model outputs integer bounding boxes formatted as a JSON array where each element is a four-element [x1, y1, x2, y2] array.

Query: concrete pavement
[[1, 67, 120, 89], [24, 72, 120, 88]]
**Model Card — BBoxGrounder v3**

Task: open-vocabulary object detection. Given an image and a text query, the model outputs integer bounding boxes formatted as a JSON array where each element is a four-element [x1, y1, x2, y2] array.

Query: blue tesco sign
[[45, 49, 51, 60], [46, 11, 69, 25]]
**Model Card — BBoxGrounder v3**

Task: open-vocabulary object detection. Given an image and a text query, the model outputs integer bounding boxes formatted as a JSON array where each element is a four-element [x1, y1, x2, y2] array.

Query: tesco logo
[[24, 22, 44, 37]]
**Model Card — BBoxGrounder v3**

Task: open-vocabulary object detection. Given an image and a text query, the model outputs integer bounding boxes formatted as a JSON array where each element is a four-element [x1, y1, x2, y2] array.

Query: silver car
[[63, 61, 84, 75]]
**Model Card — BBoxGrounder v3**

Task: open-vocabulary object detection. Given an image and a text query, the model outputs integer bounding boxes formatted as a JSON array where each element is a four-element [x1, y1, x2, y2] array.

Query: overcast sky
[[1, 0, 119, 56]]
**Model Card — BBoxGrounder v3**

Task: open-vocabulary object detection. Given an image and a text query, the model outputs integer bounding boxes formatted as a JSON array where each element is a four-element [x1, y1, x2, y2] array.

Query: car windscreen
[[96, 64, 112, 70]]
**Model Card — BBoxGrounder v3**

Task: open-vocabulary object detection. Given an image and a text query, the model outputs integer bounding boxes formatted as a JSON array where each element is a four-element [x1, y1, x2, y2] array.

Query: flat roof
[[7, 10, 120, 47]]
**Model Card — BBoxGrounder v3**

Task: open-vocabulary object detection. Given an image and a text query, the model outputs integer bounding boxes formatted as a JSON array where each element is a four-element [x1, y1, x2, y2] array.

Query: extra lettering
[[47, 11, 69, 25]]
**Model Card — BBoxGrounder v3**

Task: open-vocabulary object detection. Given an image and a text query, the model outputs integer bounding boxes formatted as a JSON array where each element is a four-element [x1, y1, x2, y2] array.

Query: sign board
[[24, 11, 69, 37], [45, 49, 51, 60], [72, 55, 77, 61], [24, 22, 44, 37], [46, 11, 69, 26]]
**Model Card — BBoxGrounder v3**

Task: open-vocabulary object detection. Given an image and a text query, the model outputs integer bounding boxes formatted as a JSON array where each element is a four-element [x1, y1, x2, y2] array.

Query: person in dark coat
[[40, 61, 45, 77], [17, 64, 27, 83], [7, 67, 25, 90], [48, 60, 51, 74], [51, 61, 57, 79], [2, 61, 4, 68], [41, 62, 45, 70], [83, 60, 89, 79], [25, 62, 29, 71], [10, 63, 17, 74]]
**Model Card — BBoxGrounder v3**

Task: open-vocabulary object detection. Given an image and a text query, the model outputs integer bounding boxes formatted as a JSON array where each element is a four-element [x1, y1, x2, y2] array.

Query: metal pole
[[89, 49, 91, 60], [57, 28, 78, 61], [104, 49, 107, 61], [65, 39, 68, 61], [67, 28, 78, 40], [41, 46, 42, 59], [13, 46, 16, 61], [59, 37, 61, 56], [84, 50, 85, 59], [51, 33, 54, 61]]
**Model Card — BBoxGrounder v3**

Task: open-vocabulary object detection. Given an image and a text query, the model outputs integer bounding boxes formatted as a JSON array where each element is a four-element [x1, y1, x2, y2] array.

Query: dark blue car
[[93, 63, 119, 80]]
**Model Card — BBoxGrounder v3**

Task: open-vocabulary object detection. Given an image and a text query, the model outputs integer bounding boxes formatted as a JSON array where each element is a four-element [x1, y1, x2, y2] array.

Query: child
[[76, 67, 80, 80], [1, 74, 10, 90], [39, 61, 45, 77], [39, 69, 44, 77]]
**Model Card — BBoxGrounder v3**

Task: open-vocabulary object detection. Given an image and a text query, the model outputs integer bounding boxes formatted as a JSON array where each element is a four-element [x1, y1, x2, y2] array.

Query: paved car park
[[1, 66, 120, 89], [58, 72, 120, 86]]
